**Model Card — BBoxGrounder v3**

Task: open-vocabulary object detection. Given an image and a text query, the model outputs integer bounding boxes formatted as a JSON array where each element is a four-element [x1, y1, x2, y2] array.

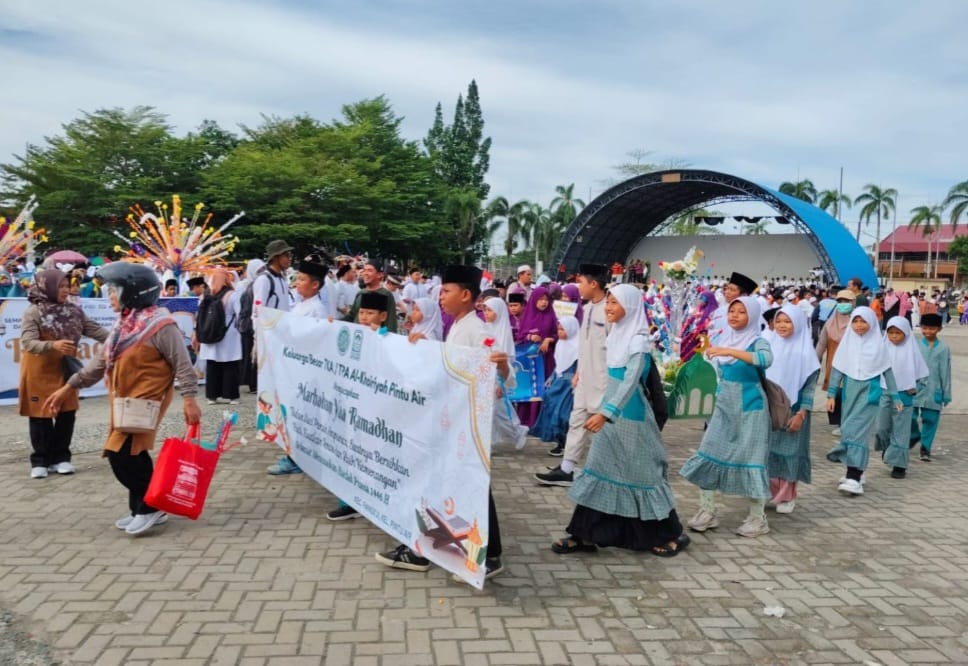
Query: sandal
[[551, 537, 598, 554], [651, 534, 691, 558]]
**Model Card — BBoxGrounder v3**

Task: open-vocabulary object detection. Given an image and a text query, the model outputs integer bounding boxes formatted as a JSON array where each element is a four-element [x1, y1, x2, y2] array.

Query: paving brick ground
[[1, 388, 966, 665]]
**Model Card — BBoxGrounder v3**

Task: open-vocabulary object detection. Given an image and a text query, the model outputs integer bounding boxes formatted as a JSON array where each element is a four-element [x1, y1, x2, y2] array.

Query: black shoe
[[548, 443, 565, 457], [326, 505, 360, 521], [890, 467, 906, 479], [534, 466, 574, 487], [484, 557, 504, 579], [374, 544, 431, 571], [920, 446, 931, 462]]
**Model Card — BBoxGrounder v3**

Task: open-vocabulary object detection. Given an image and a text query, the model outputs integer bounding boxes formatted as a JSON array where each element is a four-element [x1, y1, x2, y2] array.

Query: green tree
[[778, 179, 818, 204], [817, 188, 852, 221], [909, 204, 943, 278], [661, 209, 725, 236], [946, 235, 968, 275], [855, 184, 898, 251], [0, 106, 188, 252], [602, 150, 689, 189], [424, 80, 492, 262], [549, 183, 586, 228], [943, 180, 968, 231], [743, 220, 770, 235]]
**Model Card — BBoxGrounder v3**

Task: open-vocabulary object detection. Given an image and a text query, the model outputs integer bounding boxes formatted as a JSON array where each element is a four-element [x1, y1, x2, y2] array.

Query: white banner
[[257, 307, 496, 588], [0, 297, 202, 406]]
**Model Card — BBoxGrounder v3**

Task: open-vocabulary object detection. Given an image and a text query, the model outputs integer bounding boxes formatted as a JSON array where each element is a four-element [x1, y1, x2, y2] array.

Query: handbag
[[112, 397, 162, 434], [62, 355, 84, 381], [757, 369, 793, 431], [144, 424, 221, 519]]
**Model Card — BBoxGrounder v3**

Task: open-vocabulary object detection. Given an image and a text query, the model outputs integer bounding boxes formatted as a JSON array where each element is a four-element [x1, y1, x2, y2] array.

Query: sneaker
[[838, 474, 865, 486], [326, 505, 360, 521], [229, 400, 239, 405], [837, 478, 864, 495], [831, 427, 842, 437], [54, 461, 75, 475], [452, 557, 505, 584], [374, 545, 431, 572], [30, 466, 48, 479], [548, 444, 565, 457], [736, 516, 770, 537], [687, 508, 719, 532], [920, 446, 931, 462], [891, 467, 906, 479], [116, 512, 168, 530], [125, 511, 168, 535], [266, 456, 302, 475], [775, 500, 796, 514], [534, 466, 573, 487], [206, 399, 217, 405]]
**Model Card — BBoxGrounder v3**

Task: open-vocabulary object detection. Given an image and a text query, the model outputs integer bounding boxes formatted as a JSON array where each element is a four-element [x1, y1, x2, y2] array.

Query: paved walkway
[[1, 390, 967, 665]]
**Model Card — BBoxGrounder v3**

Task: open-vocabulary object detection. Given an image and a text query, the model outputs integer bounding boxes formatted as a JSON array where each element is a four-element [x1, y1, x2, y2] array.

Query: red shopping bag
[[145, 424, 221, 520]]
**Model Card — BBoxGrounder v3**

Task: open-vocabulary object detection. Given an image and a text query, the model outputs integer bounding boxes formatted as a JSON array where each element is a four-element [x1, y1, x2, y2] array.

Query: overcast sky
[[2, 0, 966, 242]]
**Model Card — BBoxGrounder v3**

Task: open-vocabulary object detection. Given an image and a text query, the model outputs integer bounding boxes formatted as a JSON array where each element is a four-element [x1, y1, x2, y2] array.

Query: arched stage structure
[[553, 169, 878, 288]]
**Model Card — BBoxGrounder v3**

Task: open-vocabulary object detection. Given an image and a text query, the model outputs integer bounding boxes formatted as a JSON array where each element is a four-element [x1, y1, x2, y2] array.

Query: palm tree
[[854, 184, 898, 252], [549, 183, 586, 227], [445, 187, 482, 264], [743, 220, 770, 235], [663, 209, 725, 236], [817, 189, 852, 221], [483, 195, 513, 259], [943, 180, 968, 231], [778, 179, 818, 204], [909, 204, 943, 278]]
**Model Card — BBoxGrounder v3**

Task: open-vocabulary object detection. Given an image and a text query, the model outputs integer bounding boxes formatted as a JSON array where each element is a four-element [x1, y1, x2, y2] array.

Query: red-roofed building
[[877, 224, 965, 280]]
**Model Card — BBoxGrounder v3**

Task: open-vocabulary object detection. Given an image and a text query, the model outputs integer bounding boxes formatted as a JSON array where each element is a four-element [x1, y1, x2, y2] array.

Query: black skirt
[[566, 505, 683, 552]]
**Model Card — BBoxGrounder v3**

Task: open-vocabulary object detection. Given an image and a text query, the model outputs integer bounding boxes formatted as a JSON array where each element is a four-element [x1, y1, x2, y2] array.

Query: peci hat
[[359, 291, 389, 312], [835, 289, 855, 302], [441, 264, 483, 286], [507, 292, 526, 304], [727, 272, 758, 296], [920, 313, 943, 327], [265, 239, 294, 260], [186, 276, 206, 288], [297, 256, 328, 282]]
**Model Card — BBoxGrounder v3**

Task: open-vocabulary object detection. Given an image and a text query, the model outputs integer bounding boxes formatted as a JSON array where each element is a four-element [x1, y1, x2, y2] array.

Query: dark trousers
[[106, 436, 158, 515], [487, 489, 502, 558], [827, 392, 843, 426], [29, 411, 76, 468], [241, 331, 257, 391], [205, 360, 241, 401]]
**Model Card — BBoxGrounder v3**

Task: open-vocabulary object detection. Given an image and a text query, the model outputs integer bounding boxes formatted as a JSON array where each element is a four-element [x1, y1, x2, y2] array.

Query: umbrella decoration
[[0, 195, 46, 266], [112, 195, 244, 277], [46, 249, 89, 265]]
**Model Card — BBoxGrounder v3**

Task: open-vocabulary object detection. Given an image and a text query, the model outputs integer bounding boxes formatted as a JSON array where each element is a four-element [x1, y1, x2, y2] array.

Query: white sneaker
[[229, 400, 239, 405], [30, 466, 48, 479], [687, 508, 719, 532], [54, 462, 75, 475], [831, 427, 841, 437], [775, 500, 796, 514], [736, 516, 770, 537], [838, 474, 865, 485], [117, 512, 167, 530], [837, 479, 864, 495], [125, 511, 168, 535]]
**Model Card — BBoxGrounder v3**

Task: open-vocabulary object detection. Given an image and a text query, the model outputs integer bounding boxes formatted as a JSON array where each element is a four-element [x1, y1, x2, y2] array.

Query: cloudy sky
[[2, 0, 966, 244]]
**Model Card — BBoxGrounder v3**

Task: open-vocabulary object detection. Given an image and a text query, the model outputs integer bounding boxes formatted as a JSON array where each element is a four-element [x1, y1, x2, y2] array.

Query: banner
[[0, 297, 202, 405], [508, 343, 545, 403], [257, 308, 496, 588]]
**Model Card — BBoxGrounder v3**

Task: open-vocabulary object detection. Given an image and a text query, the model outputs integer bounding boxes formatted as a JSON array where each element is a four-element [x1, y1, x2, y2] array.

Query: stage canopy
[[553, 169, 878, 288]]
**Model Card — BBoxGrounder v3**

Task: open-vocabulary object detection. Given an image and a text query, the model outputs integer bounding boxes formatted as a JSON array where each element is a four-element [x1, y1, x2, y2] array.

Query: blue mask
[[835, 302, 853, 314]]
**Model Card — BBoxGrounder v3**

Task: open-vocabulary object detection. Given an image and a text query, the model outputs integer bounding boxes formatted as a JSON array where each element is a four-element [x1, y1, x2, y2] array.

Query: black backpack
[[196, 287, 235, 344], [237, 273, 277, 334]]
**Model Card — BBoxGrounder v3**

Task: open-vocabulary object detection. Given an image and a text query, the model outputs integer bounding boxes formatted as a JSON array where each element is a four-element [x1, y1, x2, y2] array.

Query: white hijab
[[553, 315, 580, 376], [882, 316, 929, 390], [483, 297, 515, 356], [709, 296, 763, 367], [765, 304, 821, 403], [831, 306, 892, 380], [411, 296, 443, 341], [606, 284, 651, 368]]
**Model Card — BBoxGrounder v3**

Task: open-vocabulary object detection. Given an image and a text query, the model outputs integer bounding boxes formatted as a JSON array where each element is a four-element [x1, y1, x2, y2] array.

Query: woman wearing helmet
[[45, 261, 201, 536]]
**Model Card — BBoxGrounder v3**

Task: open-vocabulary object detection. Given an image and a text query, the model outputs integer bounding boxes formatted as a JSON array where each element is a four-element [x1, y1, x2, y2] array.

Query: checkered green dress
[[767, 370, 819, 483], [680, 339, 773, 499], [825, 368, 898, 471], [568, 352, 677, 521]]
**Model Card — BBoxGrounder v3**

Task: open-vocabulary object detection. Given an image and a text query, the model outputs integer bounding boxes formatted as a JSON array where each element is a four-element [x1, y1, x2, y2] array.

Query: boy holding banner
[[374, 264, 510, 581]]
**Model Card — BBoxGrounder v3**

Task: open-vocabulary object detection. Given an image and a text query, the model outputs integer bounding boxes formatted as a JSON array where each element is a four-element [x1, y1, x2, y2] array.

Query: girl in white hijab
[[408, 297, 443, 342], [874, 316, 929, 479], [555, 284, 687, 557], [482, 297, 527, 448], [531, 316, 580, 455], [824, 306, 901, 496], [482, 297, 516, 357], [766, 305, 822, 514], [681, 295, 775, 538]]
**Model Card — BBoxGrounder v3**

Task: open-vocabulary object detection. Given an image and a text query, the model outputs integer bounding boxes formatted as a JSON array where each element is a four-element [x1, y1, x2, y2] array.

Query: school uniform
[[875, 317, 929, 475], [911, 327, 951, 458]]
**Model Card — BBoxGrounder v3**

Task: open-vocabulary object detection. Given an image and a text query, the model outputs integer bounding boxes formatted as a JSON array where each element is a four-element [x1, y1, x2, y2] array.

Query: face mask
[[836, 302, 853, 314]]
